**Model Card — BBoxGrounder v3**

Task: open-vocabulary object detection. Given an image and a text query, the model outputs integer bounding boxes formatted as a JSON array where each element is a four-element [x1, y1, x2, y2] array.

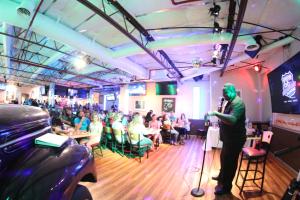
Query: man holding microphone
[[208, 83, 246, 195]]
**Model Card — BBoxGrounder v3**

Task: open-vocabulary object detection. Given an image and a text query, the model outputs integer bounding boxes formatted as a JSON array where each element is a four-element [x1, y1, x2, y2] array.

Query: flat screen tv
[[106, 94, 115, 101], [77, 89, 89, 99], [267, 51, 300, 114], [156, 81, 177, 95], [128, 83, 146, 96], [68, 88, 78, 97], [55, 85, 67, 96]]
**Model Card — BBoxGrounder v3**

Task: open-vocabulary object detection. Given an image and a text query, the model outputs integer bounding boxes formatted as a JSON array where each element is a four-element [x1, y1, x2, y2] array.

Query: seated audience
[[145, 110, 153, 123], [169, 112, 177, 123], [161, 114, 179, 145], [174, 113, 190, 144], [148, 114, 162, 146], [112, 113, 127, 144], [81, 113, 103, 149], [128, 114, 153, 149], [74, 111, 90, 131], [61, 107, 73, 126]]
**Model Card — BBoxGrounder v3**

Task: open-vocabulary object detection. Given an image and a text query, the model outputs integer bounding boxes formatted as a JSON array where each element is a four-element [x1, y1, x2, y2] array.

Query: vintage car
[[0, 105, 97, 200]]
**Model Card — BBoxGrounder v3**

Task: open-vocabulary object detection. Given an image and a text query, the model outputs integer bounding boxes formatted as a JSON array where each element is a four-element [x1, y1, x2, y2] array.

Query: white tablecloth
[[203, 127, 256, 151]]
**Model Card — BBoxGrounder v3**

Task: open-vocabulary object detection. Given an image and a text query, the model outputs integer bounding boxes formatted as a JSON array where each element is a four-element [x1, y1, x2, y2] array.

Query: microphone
[[218, 97, 225, 113]]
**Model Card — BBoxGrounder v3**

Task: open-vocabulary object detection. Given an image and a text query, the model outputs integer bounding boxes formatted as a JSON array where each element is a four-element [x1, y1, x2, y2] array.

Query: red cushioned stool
[[235, 131, 273, 194]]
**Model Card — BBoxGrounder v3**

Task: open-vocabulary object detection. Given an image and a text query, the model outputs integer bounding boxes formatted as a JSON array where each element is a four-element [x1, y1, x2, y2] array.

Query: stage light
[[209, 3, 221, 17], [213, 22, 222, 33], [254, 65, 262, 72], [73, 57, 87, 69]]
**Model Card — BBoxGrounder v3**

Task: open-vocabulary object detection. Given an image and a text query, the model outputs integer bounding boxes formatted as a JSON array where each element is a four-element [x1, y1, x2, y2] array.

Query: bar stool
[[235, 131, 274, 194]]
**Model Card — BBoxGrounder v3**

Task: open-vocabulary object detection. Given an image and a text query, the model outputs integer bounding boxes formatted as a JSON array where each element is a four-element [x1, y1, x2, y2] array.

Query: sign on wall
[[162, 98, 176, 113], [273, 113, 300, 133]]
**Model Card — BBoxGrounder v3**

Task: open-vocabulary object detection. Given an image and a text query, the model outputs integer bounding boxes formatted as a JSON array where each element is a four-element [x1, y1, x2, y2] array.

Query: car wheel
[[71, 184, 93, 200]]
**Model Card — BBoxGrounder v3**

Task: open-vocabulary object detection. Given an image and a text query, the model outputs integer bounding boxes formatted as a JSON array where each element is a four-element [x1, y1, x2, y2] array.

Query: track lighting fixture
[[213, 22, 222, 33], [209, 3, 221, 17]]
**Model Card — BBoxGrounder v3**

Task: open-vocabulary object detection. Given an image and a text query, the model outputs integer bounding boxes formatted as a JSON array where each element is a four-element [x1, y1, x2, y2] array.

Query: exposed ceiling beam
[[219, 0, 236, 65], [220, 0, 248, 76], [108, 0, 183, 78], [112, 33, 257, 58], [0, 55, 113, 85], [31, 45, 71, 79], [0, 0, 148, 78], [0, 65, 93, 87], [77, 0, 181, 80]]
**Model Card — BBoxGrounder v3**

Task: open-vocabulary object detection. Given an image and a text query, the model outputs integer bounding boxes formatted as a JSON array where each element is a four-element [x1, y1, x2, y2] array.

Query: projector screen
[[268, 51, 300, 114]]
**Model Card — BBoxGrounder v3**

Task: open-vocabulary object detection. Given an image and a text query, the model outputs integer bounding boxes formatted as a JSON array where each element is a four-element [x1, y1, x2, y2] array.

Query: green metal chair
[[103, 126, 115, 152], [126, 132, 149, 163], [112, 128, 128, 156]]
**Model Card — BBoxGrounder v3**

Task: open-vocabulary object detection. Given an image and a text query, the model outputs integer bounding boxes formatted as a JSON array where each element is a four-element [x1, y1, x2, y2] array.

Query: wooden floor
[[83, 136, 296, 200]]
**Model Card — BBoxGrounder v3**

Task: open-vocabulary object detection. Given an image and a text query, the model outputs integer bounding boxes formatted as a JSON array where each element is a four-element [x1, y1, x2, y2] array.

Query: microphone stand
[[191, 117, 209, 197]]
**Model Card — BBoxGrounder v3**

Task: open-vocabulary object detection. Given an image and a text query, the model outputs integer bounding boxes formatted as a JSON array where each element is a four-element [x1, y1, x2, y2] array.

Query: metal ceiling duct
[[0, 0, 148, 78], [17, 0, 36, 17], [112, 33, 259, 58]]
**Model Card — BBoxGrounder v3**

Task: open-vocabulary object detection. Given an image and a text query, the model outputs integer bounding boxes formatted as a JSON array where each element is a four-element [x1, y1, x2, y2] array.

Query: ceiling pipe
[[107, 0, 183, 78], [77, 0, 182, 81], [31, 46, 71, 79], [112, 33, 258, 58], [180, 36, 295, 81], [0, 0, 148, 78]]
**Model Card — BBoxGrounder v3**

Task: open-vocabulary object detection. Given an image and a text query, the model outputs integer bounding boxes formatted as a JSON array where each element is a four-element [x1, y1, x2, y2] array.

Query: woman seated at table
[[128, 114, 153, 149], [74, 111, 90, 132], [81, 113, 103, 149], [148, 114, 162, 145], [161, 114, 179, 145], [174, 113, 190, 143], [112, 113, 127, 144]]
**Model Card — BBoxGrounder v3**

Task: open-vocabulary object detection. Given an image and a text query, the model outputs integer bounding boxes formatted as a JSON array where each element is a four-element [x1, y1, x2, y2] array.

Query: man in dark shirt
[[209, 83, 246, 195]]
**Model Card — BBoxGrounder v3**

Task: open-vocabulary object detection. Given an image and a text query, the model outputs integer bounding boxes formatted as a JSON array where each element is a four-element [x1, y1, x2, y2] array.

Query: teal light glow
[[167, 84, 177, 95]]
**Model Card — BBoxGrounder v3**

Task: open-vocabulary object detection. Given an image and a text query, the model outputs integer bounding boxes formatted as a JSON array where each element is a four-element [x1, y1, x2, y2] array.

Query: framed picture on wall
[[162, 98, 176, 113], [135, 100, 145, 110]]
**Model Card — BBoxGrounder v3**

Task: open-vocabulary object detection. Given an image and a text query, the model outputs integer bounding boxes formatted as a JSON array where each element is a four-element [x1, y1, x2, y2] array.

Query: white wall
[[119, 80, 210, 119], [210, 68, 264, 121], [1, 84, 43, 104]]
